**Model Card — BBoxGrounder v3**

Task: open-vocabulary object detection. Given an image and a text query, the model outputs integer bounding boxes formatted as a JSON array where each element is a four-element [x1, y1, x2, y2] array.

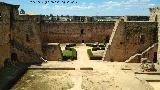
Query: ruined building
[[0, 2, 159, 69]]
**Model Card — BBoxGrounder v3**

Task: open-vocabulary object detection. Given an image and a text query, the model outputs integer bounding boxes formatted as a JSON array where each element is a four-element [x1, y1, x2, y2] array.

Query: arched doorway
[[11, 53, 18, 62]]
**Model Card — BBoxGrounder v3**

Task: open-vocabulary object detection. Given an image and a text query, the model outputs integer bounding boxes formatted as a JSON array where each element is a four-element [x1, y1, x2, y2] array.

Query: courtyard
[[11, 44, 160, 90]]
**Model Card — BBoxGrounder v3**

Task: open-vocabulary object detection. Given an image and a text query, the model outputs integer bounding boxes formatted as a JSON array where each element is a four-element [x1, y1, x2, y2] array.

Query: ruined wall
[[106, 20, 158, 62], [150, 7, 160, 64], [142, 44, 158, 62], [12, 19, 43, 63], [43, 43, 62, 61], [0, 3, 12, 68], [41, 22, 115, 43]]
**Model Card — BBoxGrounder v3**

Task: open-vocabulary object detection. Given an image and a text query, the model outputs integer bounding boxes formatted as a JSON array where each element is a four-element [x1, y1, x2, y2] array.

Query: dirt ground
[[11, 44, 160, 90]]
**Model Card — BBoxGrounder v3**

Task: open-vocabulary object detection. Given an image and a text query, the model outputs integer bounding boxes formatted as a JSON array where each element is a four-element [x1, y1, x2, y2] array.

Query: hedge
[[65, 47, 72, 50], [66, 43, 76, 47], [62, 48, 77, 60], [92, 47, 105, 51], [86, 43, 106, 47], [87, 49, 102, 60]]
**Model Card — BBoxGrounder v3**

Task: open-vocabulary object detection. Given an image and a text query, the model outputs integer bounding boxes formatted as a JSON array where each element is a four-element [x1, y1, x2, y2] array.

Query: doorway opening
[[82, 40, 84, 43], [153, 52, 157, 63], [105, 35, 110, 43], [11, 53, 18, 62]]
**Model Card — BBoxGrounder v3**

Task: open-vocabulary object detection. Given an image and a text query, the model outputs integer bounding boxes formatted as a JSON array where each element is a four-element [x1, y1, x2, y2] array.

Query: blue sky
[[1, 0, 160, 16]]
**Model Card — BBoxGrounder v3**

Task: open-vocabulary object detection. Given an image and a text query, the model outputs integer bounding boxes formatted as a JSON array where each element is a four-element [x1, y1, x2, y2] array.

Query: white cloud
[[42, 4, 50, 9], [101, 0, 155, 9], [40, 0, 156, 12]]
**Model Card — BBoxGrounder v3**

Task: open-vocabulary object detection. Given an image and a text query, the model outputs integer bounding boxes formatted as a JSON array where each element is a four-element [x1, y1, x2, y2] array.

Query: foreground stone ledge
[[28, 67, 76, 70], [135, 72, 160, 75], [80, 67, 93, 70]]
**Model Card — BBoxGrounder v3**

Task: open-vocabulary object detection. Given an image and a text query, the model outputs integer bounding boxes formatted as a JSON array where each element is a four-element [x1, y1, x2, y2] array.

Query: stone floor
[[11, 44, 160, 90]]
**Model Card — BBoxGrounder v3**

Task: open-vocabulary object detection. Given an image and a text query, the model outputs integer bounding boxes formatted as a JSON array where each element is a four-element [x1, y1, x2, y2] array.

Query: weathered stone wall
[[142, 44, 158, 62], [106, 20, 158, 62], [0, 3, 12, 68], [12, 19, 43, 63], [150, 7, 160, 64], [43, 43, 62, 61], [41, 22, 115, 43]]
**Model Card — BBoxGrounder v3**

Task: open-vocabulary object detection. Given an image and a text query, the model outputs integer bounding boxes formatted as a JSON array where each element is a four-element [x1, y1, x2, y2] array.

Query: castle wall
[[41, 22, 115, 43], [12, 20, 43, 63], [106, 20, 158, 62], [43, 43, 62, 61], [0, 4, 12, 68], [150, 7, 160, 64]]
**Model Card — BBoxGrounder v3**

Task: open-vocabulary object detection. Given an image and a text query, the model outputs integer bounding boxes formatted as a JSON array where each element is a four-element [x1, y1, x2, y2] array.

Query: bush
[[87, 49, 102, 60], [100, 47, 105, 50], [66, 43, 76, 47], [87, 49, 93, 56], [62, 48, 77, 60], [71, 48, 77, 60], [86, 43, 98, 47], [92, 47, 101, 51], [65, 47, 72, 50], [86, 43, 92, 46], [90, 56, 103, 60], [99, 43, 106, 47]]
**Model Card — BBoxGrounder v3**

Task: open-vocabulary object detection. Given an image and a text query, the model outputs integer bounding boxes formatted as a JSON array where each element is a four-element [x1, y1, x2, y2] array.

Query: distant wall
[[41, 22, 115, 43]]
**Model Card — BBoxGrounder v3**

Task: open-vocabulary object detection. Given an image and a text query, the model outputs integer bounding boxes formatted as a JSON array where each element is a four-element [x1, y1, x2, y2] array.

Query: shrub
[[65, 47, 72, 50], [87, 49, 93, 56], [62, 48, 77, 60], [86, 43, 92, 46], [86, 43, 98, 47], [90, 56, 103, 60], [100, 47, 105, 50], [99, 43, 106, 47], [71, 48, 77, 60], [66, 43, 76, 47], [92, 47, 101, 51], [87, 49, 102, 60]]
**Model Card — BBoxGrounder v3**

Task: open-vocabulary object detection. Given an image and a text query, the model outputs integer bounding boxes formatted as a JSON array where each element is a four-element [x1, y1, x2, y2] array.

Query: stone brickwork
[[41, 22, 115, 43], [0, 2, 159, 69], [105, 20, 158, 62], [43, 43, 62, 61], [150, 7, 160, 64], [0, 2, 19, 68]]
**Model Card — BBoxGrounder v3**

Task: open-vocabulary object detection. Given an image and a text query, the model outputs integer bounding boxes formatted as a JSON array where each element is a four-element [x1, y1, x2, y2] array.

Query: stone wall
[[41, 22, 115, 43], [106, 20, 158, 62], [0, 3, 12, 68], [150, 7, 160, 64], [12, 19, 43, 63], [43, 43, 62, 61]]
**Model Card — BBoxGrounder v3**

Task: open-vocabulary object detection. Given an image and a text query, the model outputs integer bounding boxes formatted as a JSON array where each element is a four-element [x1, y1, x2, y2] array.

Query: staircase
[[102, 20, 120, 60], [125, 43, 158, 63]]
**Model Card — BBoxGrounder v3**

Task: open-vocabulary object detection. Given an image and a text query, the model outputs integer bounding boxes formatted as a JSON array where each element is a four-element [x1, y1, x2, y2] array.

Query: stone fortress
[[0, 2, 160, 69]]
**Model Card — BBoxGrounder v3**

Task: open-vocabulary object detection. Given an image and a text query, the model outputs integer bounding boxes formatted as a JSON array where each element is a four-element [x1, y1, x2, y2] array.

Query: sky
[[0, 0, 160, 16]]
